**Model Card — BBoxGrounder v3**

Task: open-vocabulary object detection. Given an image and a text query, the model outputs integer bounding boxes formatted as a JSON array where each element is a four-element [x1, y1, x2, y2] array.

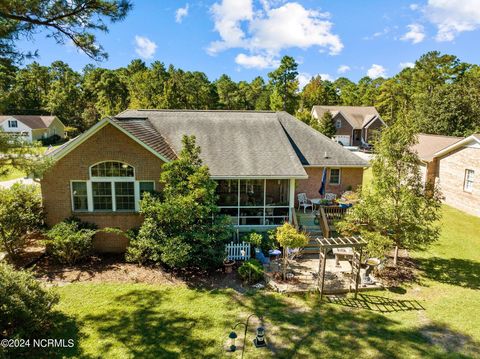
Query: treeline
[[0, 51, 479, 136]]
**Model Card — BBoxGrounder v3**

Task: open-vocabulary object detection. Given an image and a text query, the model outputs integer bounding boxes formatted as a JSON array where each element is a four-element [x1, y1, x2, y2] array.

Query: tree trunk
[[393, 246, 399, 266], [282, 248, 287, 280]]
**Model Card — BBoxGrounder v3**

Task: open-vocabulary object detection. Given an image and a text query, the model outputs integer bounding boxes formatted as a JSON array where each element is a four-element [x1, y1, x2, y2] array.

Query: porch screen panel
[[240, 179, 264, 206], [265, 179, 289, 206], [216, 180, 239, 206]]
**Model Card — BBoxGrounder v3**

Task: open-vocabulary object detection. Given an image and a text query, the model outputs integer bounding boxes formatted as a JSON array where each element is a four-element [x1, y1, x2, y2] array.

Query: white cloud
[[175, 4, 189, 23], [409, 3, 419, 11], [134, 36, 157, 59], [367, 64, 387, 78], [426, 0, 480, 41], [401, 24, 426, 44], [208, 1, 343, 67], [297, 72, 333, 89], [235, 53, 279, 69], [337, 65, 350, 74], [400, 62, 415, 69]]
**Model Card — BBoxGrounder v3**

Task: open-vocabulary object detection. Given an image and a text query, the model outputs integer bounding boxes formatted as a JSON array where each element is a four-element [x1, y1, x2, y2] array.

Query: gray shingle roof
[[111, 117, 177, 160], [413, 133, 464, 162], [312, 106, 380, 129], [277, 112, 368, 167], [0, 115, 57, 129], [116, 110, 309, 177]]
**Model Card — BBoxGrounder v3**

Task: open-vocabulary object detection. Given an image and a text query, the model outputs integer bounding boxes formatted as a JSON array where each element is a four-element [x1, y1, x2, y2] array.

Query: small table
[[310, 198, 322, 210], [268, 249, 282, 261], [332, 247, 354, 267]]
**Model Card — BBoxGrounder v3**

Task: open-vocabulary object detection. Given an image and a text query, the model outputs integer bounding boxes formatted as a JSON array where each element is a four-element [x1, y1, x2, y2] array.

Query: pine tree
[[315, 111, 336, 139], [337, 119, 442, 265]]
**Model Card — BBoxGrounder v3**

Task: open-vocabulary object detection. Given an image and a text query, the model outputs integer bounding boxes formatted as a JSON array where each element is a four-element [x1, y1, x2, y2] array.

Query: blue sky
[[17, 0, 480, 85]]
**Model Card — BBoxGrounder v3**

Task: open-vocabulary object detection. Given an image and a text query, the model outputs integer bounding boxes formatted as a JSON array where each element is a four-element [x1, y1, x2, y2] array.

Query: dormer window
[[335, 119, 342, 129], [8, 120, 18, 128]]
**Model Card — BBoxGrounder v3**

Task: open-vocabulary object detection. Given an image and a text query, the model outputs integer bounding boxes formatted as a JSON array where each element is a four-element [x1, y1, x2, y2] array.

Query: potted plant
[[223, 249, 235, 273]]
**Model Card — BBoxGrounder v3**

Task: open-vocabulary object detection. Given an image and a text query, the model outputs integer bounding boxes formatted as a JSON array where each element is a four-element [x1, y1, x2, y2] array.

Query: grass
[[0, 166, 26, 181], [42, 205, 480, 358]]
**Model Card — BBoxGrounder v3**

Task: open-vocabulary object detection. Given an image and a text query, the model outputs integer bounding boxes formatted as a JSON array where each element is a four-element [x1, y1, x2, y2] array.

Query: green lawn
[[0, 166, 26, 181], [47, 205, 479, 358]]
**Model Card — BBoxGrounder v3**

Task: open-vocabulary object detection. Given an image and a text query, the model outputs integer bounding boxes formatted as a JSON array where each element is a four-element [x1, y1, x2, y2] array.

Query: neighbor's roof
[[50, 110, 368, 178], [277, 112, 368, 167], [312, 106, 381, 129], [413, 133, 464, 162], [0, 115, 58, 129], [431, 133, 480, 159]]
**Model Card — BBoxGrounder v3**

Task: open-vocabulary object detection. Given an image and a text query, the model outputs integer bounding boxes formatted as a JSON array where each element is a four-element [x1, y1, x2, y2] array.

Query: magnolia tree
[[337, 120, 442, 265], [126, 135, 232, 269], [275, 222, 308, 279]]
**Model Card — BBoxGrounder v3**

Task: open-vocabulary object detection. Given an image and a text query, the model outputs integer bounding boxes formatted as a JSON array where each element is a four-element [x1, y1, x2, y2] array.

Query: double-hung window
[[464, 169, 475, 192], [329, 168, 341, 185], [8, 120, 18, 128], [71, 161, 156, 213]]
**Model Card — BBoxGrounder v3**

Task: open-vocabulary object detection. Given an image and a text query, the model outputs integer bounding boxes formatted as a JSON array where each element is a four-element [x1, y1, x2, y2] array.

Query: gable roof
[[432, 133, 480, 159], [413, 133, 464, 162], [0, 115, 59, 129], [50, 110, 368, 178], [312, 106, 381, 129], [277, 112, 368, 167]]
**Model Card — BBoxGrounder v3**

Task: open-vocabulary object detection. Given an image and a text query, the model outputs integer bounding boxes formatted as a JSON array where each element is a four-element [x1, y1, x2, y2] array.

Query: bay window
[[70, 161, 155, 213]]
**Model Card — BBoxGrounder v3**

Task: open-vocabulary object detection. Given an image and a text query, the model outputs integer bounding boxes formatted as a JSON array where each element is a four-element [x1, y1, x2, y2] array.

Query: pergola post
[[317, 247, 327, 301], [354, 248, 363, 299]]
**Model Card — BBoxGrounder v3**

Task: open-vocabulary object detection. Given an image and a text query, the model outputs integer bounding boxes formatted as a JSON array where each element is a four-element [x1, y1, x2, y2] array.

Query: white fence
[[225, 241, 251, 261]]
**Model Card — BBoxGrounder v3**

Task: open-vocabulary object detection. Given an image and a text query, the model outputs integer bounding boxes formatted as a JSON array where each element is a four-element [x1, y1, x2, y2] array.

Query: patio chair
[[297, 193, 313, 213]]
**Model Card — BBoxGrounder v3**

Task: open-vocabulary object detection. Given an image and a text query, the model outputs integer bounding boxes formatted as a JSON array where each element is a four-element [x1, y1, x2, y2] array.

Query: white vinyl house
[[0, 115, 65, 142]]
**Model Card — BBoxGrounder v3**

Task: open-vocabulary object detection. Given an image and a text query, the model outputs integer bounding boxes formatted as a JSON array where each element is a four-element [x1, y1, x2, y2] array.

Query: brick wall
[[364, 118, 384, 142], [41, 123, 165, 252], [295, 167, 364, 204], [437, 146, 480, 217], [332, 113, 353, 137]]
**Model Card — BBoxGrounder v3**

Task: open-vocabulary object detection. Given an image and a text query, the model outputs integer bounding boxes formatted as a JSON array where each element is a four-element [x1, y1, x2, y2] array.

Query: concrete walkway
[[0, 177, 36, 188]]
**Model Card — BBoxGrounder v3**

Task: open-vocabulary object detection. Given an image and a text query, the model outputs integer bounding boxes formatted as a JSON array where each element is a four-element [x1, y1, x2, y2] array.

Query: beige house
[[311, 106, 385, 146], [413, 133, 480, 217], [0, 115, 65, 142], [41, 110, 367, 252]]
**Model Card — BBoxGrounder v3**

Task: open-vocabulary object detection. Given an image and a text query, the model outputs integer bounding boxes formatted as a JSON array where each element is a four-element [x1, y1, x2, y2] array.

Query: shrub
[[126, 136, 233, 269], [275, 222, 309, 279], [244, 231, 277, 255], [0, 262, 59, 341], [238, 259, 264, 283], [0, 184, 44, 261], [45, 219, 97, 265], [40, 134, 62, 146]]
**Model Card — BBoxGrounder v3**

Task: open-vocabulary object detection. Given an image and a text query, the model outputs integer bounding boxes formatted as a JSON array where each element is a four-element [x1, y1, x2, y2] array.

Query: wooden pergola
[[315, 236, 367, 300]]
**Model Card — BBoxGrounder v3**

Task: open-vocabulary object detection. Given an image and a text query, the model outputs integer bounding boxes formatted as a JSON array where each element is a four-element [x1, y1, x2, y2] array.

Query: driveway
[[0, 177, 36, 188]]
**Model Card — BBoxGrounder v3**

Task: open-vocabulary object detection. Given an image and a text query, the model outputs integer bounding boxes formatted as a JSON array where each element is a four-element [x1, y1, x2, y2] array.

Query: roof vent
[[324, 151, 329, 158]]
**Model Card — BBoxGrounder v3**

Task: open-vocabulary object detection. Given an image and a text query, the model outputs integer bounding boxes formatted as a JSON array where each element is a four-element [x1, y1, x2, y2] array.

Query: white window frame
[[70, 162, 156, 213], [329, 168, 341, 185], [8, 120, 18, 128], [217, 178, 291, 227], [335, 119, 342, 129], [464, 169, 475, 193]]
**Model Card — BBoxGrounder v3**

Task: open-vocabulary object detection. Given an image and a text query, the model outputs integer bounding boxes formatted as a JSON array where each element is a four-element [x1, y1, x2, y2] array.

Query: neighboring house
[[311, 106, 386, 146], [41, 110, 368, 252], [413, 133, 480, 217], [0, 115, 66, 142]]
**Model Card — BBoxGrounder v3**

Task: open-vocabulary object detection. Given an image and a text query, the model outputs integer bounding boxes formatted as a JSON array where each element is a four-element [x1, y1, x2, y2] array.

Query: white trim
[[303, 164, 367, 168], [364, 115, 386, 128], [50, 117, 171, 163], [329, 168, 341, 185], [211, 175, 308, 180], [70, 181, 89, 212], [89, 160, 136, 179], [433, 135, 480, 158]]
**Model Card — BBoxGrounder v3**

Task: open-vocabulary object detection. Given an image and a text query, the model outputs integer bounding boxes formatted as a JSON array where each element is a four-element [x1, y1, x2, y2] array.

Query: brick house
[[311, 106, 386, 146], [413, 133, 480, 217], [41, 110, 367, 252]]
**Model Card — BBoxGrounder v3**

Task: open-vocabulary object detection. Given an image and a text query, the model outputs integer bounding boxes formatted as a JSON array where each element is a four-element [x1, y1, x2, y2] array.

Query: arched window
[[70, 161, 154, 213], [90, 161, 134, 178]]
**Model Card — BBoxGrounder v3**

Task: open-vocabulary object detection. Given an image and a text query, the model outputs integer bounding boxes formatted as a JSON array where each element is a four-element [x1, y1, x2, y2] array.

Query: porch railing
[[318, 206, 350, 238]]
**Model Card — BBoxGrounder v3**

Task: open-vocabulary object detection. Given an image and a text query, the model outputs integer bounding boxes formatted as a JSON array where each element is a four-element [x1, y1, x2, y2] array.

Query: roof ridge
[[418, 133, 465, 139], [128, 109, 276, 113]]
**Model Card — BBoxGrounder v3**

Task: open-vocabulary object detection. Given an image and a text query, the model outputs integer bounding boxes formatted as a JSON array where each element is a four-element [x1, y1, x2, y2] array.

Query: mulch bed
[[375, 250, 419, 287]]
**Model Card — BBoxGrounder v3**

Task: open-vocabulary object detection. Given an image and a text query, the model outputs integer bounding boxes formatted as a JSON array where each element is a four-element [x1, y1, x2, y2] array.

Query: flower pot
[[224, 260, 235, 273]]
